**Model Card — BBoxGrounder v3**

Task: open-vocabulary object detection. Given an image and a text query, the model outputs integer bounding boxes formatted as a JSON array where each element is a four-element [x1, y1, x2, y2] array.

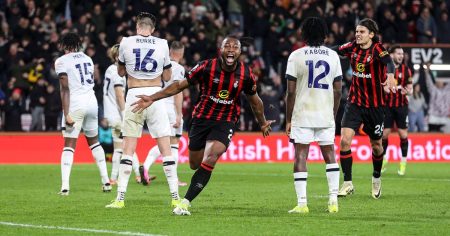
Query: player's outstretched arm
[[246, 93, 275, 137], [285, 80, 296, 137], [131, 80, 189, 113]]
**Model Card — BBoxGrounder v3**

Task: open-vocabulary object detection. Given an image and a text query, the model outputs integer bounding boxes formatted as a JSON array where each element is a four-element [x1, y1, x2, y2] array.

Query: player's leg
[[131, 153, 141, 183], [171, 136, 187, 186], [156, 135, 180, 204], [84, 106, 110, 191], [338, 103, 361, 196], [396, 106, 409, 175], [381, 108, 393, 172], [174, 121, 233, 215], [363, 107, 385, 199], [288, 127, 311, 214], [110, 122, 123, 185], [107, 93, 145, 208], [318, 127, 339, 213], [59, 137, 77, 195], [141, 144, 160, 185], [59, 111, 83, 195]]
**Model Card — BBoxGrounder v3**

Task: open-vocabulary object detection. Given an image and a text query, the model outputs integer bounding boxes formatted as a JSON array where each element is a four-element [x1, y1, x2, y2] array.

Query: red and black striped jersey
[[338, 41, 391, 108], [385, 65, 413, 107], [186, 58, 257, 122]]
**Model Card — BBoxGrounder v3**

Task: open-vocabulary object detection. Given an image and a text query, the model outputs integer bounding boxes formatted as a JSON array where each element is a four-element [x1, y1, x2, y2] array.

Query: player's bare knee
[[371, 142, 383, 155], [340, 137, 352, 150]]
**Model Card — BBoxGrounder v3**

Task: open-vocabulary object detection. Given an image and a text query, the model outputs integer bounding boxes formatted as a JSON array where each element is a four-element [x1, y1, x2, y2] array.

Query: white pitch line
[[0, 221, 164, 236], [178, 170, 450, 182]]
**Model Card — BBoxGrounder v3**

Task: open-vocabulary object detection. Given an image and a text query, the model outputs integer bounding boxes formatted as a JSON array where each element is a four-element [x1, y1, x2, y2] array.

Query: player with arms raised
[[286, 17, 342, 214], [56, 32, 111, 195], [106, 12, 179, 208], [132, 36, 274, 215]]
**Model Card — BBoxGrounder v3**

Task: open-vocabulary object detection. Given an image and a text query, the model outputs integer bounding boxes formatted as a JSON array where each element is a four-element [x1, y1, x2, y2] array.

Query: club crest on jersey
[[366, 55, 371, 62], [218, 90, 229, 99], [356, 63, 365, 72], [233, 81, 239, 88], [213, 77, 220, 83], [398, 73, 402, 79]]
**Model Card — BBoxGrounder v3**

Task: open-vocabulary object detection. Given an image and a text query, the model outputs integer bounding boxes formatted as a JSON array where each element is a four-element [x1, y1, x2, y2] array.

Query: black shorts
[[341, 103, 385, 140], [188, 118, 236, 151], [384, 106, 408, 129]]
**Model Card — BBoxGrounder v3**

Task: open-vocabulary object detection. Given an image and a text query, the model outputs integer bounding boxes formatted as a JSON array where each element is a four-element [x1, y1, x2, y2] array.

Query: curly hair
[[59, 32, 82, 52], [301, 17, 328, 47]]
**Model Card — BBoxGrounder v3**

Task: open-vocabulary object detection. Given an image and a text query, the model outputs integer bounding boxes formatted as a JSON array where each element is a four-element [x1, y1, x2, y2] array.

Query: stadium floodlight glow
[[413, 64, 450, 71]]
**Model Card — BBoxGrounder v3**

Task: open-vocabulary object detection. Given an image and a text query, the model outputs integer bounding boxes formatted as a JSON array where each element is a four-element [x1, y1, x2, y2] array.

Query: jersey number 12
[[305, 60, 330, 89]]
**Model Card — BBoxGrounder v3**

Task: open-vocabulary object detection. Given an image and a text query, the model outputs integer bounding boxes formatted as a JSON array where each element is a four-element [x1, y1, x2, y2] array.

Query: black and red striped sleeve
[[337, 41, 355, 57], [186, 60, 209, 85], [374, 43, 394, 73], [243, 67, 257, 95]]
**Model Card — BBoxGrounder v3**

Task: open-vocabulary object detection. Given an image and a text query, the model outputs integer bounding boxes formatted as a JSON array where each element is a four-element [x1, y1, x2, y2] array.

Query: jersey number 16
[[133, 48, 158, 72]]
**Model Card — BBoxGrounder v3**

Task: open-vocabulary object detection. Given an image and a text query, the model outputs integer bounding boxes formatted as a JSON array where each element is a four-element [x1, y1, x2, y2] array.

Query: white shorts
[[107, 119, 122, 142], [290, 126, 335, 145], [122, 87, 171, 138], [61, 104, 98, 138], [166, 107, 183, 137]]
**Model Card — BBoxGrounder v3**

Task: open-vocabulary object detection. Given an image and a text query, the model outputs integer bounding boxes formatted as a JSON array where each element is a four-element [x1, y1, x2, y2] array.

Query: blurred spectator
[[259, 69, 284, 131], [416, 8, 437, 44], [4, 88, 25, 131], [437, 11, 450, 44], [423, 66, 450, 132], [29, 77, 46, 131], [44, 84, 61, 131], [0, 83, 6, 130], [408, 83, 427, 132]]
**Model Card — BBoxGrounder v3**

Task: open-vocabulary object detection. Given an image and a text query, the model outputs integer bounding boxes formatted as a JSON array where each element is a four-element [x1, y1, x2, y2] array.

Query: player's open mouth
[[225, 54, 235, 65]]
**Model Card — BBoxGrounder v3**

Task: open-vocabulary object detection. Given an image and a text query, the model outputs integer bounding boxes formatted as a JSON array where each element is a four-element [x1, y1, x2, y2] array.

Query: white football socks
[[162, 156, 179, 200], [143, 145, 160, 171], [110, 149, 122, 181], [60, 147, 74, 191], [293, 172, 308, 206], [116, 155, 133, 200], [131, 153, 140, 176], [90, 142, 109, 184], [326, 163, 340, 203]]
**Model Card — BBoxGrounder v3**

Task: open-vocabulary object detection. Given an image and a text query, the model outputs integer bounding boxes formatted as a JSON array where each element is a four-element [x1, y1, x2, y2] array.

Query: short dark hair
[[137, 12, 156, 28], [170, 41, 184, 50], [59, 32, 82, 52], [301, 17, 328, 47], [388, 44, 402, 54]]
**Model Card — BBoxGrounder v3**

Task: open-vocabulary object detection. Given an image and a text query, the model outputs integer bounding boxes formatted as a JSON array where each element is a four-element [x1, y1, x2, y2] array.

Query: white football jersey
[[118, 35, 171, 80], [103, 64, 125, 122], [162, 60, 185, 105], [286, 46, 342, 127], [55, 52, 97, 112]]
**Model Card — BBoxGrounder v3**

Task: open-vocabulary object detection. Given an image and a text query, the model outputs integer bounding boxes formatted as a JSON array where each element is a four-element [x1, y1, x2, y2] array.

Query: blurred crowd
[[0, 0, 449, 133]]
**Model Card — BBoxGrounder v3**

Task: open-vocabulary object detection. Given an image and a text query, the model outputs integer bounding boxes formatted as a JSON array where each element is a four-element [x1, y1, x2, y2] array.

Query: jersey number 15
[[305, 60, 330, 90]]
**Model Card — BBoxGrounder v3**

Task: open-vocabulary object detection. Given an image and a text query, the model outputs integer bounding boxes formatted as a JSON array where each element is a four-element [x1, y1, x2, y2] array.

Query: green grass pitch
[[0, 163, 449, 235]]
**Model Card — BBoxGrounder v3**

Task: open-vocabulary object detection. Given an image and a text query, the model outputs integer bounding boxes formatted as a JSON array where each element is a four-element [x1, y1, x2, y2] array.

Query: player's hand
[[131, 95, 154, 113], [382, 74, 397, 94], [65, 115, 74, 127], [261, 120, 275, 138], [173, 114, 182, 128], [285, 122, 291, 137], [400, 86, 407, 95]]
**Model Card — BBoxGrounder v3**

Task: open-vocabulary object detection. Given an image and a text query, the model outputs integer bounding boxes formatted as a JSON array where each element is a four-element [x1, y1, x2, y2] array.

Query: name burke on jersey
[[135, 38, 156, 44]]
